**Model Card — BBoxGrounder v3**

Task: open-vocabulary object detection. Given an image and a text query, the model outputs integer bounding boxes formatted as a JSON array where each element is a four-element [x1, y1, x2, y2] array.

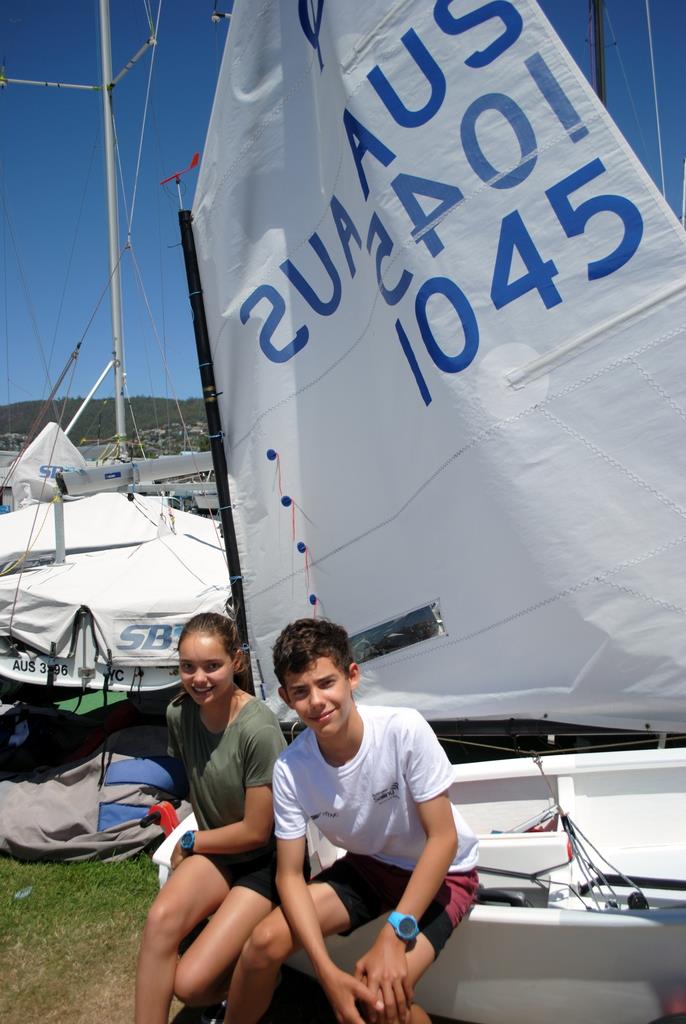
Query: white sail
[[192, 0, 686, 730]]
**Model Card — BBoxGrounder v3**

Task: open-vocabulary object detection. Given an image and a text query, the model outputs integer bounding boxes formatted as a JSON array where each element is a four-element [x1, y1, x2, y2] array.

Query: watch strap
[[180, 829, 196, 852], [386, 910, 419, 942]]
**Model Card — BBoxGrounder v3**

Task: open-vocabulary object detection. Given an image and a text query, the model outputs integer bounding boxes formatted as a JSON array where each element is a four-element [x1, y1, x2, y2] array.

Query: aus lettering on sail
[[241, 0, 644, 406]]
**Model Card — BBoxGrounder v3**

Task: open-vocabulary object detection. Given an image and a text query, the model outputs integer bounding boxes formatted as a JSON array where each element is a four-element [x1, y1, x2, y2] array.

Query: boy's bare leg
[[405, 934, 435, 1024], [225, 881, 351, 1024]]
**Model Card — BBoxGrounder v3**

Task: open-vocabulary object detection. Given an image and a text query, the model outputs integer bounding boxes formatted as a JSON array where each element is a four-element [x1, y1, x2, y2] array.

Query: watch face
[[180, 830, 195, 851], [398, 916, 416, 939]]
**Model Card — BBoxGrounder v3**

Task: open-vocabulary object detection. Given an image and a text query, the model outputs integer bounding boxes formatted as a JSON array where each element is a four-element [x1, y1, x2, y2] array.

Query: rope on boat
[[438, 733, 686, 757], [531, 753, 650, 910]]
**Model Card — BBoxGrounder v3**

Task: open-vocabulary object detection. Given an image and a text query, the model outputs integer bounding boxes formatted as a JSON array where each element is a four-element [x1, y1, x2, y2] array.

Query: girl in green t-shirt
[[135, 613, 285, 1024]]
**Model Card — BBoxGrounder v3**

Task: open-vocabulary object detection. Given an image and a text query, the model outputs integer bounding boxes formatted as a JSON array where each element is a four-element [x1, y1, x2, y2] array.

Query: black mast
[[590, 0, 606, 106], [178, 208, 254, 694]]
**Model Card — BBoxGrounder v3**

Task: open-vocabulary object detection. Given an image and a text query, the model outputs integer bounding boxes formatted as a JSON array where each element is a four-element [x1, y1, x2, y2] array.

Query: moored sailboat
[[170, 0, 686, 1019], [0, 6, 234, 699]]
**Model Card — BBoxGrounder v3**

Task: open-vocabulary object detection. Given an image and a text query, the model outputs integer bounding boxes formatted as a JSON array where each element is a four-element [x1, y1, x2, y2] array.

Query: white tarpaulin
[[192, 0, 686, 729], [0, 492, 222, 573], [0, 531, 230, 662]]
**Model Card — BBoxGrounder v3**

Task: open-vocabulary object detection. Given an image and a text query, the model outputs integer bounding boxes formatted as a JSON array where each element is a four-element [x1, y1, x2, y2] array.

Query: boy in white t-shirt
[[225, 619, 479, 1024]]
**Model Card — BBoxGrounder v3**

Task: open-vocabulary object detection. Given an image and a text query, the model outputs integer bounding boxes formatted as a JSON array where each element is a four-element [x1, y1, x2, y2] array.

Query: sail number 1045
[[393, 156, 643, 404], [239, 8, 646, 405]]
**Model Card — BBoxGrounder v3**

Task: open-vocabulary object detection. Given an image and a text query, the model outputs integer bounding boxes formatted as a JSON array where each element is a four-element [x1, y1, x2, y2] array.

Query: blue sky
[[1, 0, 684, 417]]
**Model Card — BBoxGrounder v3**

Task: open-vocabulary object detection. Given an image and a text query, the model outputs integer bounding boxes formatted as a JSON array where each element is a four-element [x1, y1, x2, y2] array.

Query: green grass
[[0, 856, 455, 1024], [0, 854, 159, 1024]]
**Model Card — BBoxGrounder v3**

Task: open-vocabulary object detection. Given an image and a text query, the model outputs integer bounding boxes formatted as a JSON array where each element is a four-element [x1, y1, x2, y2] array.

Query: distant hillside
[[0, 397, 208, 454]]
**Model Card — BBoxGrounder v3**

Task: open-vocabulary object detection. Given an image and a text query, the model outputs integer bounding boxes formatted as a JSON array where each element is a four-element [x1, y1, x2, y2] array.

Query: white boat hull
[[293, 746, 686, 1023], [0, 631, 179, 693], [290, 903, 686, 1024], [153, 747, 686, 1022]]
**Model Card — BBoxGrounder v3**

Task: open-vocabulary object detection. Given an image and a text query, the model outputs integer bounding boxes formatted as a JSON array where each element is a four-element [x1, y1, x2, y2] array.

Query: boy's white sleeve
[[403, 710, 455, 802], [272, 756, 309, 839]]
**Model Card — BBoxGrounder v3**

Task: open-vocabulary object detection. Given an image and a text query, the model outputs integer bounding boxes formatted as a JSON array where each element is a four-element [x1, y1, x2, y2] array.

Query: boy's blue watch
[[387, 911, 419, 943], [180, 830, 196, 853]]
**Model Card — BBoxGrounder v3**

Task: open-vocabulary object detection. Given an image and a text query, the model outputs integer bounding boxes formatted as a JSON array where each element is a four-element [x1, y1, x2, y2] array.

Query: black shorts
[[218, 848, 310, 905], [223, 849, 280, 904], [314, 853, 478, 959]]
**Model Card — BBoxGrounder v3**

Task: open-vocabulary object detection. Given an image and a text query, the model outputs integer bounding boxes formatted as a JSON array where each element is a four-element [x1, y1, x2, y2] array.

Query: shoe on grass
[[200, 1000, 227, 1024]]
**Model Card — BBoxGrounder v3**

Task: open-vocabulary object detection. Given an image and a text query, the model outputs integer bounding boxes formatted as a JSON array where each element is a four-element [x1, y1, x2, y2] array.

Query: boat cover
[[0, 492, 223, 573], [0, 530, 230, 662]]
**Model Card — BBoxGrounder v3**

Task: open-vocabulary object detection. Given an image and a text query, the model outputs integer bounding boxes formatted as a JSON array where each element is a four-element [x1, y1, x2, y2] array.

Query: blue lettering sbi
[[116, 623, 185, 651]]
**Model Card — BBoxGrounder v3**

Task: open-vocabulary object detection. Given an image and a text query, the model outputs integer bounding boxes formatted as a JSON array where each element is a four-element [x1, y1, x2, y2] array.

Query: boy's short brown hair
[[272, 618, 353, 685]]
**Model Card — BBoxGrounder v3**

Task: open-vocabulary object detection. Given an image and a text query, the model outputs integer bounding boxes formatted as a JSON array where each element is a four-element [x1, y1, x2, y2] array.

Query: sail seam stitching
[[629, 358, 686, 423], [540, 408, 686, 520]]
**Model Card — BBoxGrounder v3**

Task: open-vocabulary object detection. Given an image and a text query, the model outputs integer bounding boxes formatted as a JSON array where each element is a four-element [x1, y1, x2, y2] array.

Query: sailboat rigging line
[[530, 756, 605, 909], [0, 180, 52, 384], [112, 116, 132, 246], [124, 388, 147, 457], [177, 209, 254, 694], [533, 754, 648, 907], [6, 249, 127, 472], [124, 1, 162, 238], [603, 6, 650, 170], [128, 243, 198, 446], [127, 239, 219, 487], [644, 0, 665, 199], [507, 277, 686, 387], [0, 498, 55, 576], [438, 733, 685, 756], [47, 128, 101, 378]]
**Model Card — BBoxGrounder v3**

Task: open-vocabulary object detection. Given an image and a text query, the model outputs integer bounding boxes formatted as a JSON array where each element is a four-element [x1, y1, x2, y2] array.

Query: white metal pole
[[98, 0, 127, 455], [54, 496, 66, 564], [64, 359, 115, 436]]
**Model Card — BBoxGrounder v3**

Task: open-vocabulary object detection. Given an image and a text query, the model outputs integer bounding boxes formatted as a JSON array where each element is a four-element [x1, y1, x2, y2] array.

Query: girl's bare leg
[[174, 885, 275, 1006], [226, 882, 351, 1024], [134, 855, 231, 1024]]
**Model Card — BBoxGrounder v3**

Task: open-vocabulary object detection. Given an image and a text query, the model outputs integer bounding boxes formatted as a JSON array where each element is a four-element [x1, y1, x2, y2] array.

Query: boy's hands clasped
[[354, 929, 414, 1024], [318, 962, 383, 1024]]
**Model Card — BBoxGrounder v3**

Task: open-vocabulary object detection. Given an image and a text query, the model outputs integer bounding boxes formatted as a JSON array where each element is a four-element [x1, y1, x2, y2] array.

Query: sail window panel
[[350, 601, 445, 664]]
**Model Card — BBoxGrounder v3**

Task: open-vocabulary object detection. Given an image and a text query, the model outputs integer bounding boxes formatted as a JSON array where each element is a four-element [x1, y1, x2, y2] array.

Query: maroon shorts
[[315, 852, 478, 957]]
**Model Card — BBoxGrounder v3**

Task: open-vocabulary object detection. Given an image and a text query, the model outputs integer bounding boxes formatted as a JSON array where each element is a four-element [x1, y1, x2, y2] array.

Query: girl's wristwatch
[[180, 830, 196, 854]]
